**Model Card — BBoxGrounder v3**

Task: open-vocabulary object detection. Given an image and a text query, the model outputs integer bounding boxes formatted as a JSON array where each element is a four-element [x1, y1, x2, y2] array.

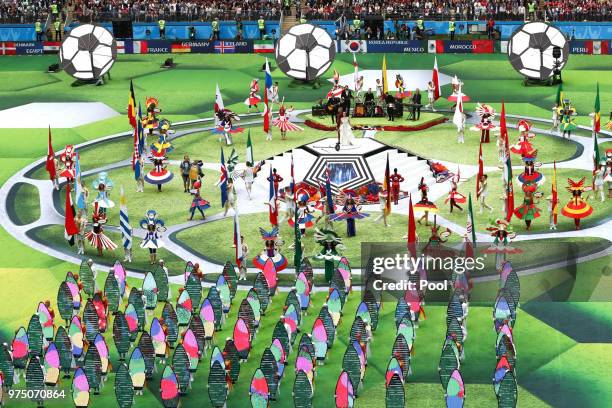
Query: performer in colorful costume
[[244, 79, 261, 112], [557, 99, 577, 139], [272, 103, 302, 140], [561, 177, 593, 230], [139, 210, 166, 264], [151, 119, 174, 154], [470, 103, 498, 143], [314, 228, 344, 282], [252, 227, 287, 271], [414, 177, 438, 225], [142, 97, 161, 136], [483, 219, 519, 271], [267, 168, 283, 196], [213, 108, 243, 146], [91, 172, 114, 217], [445, 176, 466, 213], [423, 219, 453, 258], [59, 145, 77, 181], [85, 203, 117, 256], [513, 180, 542, 230], [390, 168, 404, 205], [394, 74, 410, 99], [144, 148, 174, 192], [447, 75, 470, 107], [188, 180, 211, 220], [329, 193, 369, 237], [288, 192, 315, 235]]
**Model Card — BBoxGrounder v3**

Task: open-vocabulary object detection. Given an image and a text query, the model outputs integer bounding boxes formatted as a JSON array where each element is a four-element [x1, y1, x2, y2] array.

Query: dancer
[[329, 193, 369, 237], [445, 177, 466, 213], [471, 103, 498, 143], [139, 210, 166, 264], [426, 81, 437, 111], [267, 168, 283, 196], [414, 177, 438, 225], [142, 97, 161, 137], [314, 228, 344, 282], [151, 120, 174, 154], [394, 74, 409, 99], [545, 194, 557, 230], [557, 99, 577, 139], [223, 179, 236, 216], [373, 190, 391, 227], [91, 172, 114, 217], [447, 75, 470, 109], [594, 163, 606, 202], [242, 160, 264, 200], [289, 193, 315, 236], [252, 227, 287, 271], [338, 111, 355, 146], [551, 104, 559, 133], [279, 186, 296, 223], [483, 218, 519, 271], [213, 109, 243, 146], [390, 168, 404, 205], [561, 178, 593, 230], [237, 236, 249, 281], [272, 103, 302, 140], [189, 160, 204, 189], [85, 204, 117, 256], [456, 108, 466, 144], [477, 174, 493, 213], [59, 145, 77, 181], [271, 81, 280, 104], [513, 180, 541, 230], [144, 149, 174, 192], [75, 213, 87, 255], [606, 149, 612, 199], [188, 180, 211, 220], [244, 79, 261, 112]]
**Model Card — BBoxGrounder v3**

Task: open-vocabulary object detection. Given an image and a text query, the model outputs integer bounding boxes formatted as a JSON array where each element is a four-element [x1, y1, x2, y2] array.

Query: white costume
[[339, 116, 355, 146]]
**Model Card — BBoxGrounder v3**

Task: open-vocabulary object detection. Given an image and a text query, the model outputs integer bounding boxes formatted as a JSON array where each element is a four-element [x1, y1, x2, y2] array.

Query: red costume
[[390, 171, 404, 205], [59, 144, 77, 181], [267, 170, 283, 196]]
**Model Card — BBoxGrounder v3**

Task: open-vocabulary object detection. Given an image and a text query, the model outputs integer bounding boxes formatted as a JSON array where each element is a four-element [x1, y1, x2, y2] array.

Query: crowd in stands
[[0, 0, 609, 24]]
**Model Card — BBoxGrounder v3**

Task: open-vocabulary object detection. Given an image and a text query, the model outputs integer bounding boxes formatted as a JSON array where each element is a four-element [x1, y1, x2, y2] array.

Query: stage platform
[[302, 112, 447, 132]]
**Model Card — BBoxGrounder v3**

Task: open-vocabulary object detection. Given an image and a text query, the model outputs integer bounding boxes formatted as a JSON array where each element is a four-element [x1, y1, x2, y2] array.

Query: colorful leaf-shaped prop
[[92, 292, 108, 332], [208, 360, 228, 408], [176, 289, 193, 326], [113, 311, 131, 357], [12, 326, 29, 369], [113, 261, 128, 298], [385, 373, 405, 408], [185, 272, 202, 309], [250, 368, 269, 408], [104, 272, 121, 313], [84, 346, 102, 391], [128, 347, 146, 391], [69, 316, 85, 358], [206, 287, 223, 330], [189, 314, 206, 353], [293, 369, 313, 408], [0, 343, 15, 387], [446, 369, 465, 408], [138, 331, 155, 378], [233, 318, 251, 360], [27, 314, 43, 358], [238, 298, 256, 335], [260, 348, 279, 400], [439, 340, 460, 390], [79, 259, 95, 297], [114, 363, 134, 408], [142, 272, 158, 310], [37, 302, 55, 341], [298, 333, 315, 358], [342, 344, 363, 395], [94, 333, 110, 377], [392, 334, 411, 381], [83, 299, 100, 343], [54, 326, 72, 377], [335, 370, 354, 408], [262, 259, 278, 296], [72, 367, 90, 408], [311, 318, 327, 362], [127, 288, 146, 331], [57, 281, 74, 323], [246, 289, 262, 327], [182, 328, 200, 372], [160, 365, 180, 408], [496, 369, 517, 408], [65, 271, 82, 311], [223, 339, 240, 383], [222, 261, 238, 299], [150, 317, 167, 358], [385, 357, 403, 387], [327, 289, 342, 327], [253, 273, 270, 313], [43, 342, 60, 386], [318, 306, 335, 346], [125, 304, 139, 342], [172, 343, 190, 394], [26, 357, 45, 405], [199, 299, 216, 340], [270, 338, 286, 379], [295, 272, 310, 311]]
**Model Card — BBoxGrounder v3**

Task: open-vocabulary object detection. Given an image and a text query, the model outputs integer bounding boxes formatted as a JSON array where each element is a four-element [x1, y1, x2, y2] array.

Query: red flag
[[432, 56, 440, 100], [45, 126, 56, 181], [268, 167, 278, 226], [476, 142, 484, 198], [500, 101, 514, 221], [552, 161, 558, 224], [64, 183, 79, 237], [407, 196, 417, 257], [263, 59, 272, 134], [383, 153, 391, 215]]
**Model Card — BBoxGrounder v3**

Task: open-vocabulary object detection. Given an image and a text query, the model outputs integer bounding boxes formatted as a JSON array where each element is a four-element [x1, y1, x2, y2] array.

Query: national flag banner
[[246, 131, 254, 164], [353, 53, 359, 88], [325, 166, 334, 215], [427, 39, 444, 54], [382, 54, 388, 94], [593, 82, 601, 133], [116, 41, 126, 54], [500, 102, 514, 221], [293, 205, 302, 270], [467, 193, 476, 244], [253, 40, 275, 53], [119, 187, 132, 250], [43, 41, 61, 53], [145, 40, 169, 54], [570, 40, 609, 55], [15, 42, 43, 55], [132, 40, 148, 54], [64, 183, 78, 245], [340, 40, 367, 53], [593, 130, 601, 189], [476, 142, 484, 198], [500, 41, 509, 54], [171, 43, 191, 53], [263, 58, 272, 133], [0, 42, 16, 55], [234, 209, 243, 267], [432, 56, 440, 100], [407, 196, 417, 257], [128, 80, 137, 129], [46, 126, 56, 181], [219, 149, 228, 207], [552, 161, 559, 224], [268, 167, 278, 226], [471, 40, 494, 54], [383, 154, 391, 215], [214, 41, 236, 54]]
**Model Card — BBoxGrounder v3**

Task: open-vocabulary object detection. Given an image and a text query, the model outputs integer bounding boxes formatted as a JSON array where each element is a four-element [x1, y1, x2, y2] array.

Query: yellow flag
[[382, 54, 388, 94]]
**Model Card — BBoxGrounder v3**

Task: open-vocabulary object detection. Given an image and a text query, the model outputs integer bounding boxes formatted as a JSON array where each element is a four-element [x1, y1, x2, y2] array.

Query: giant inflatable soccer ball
[[275, 24, 335, 81], [508, 22, 568, 80], [59, 24, 117, 80]]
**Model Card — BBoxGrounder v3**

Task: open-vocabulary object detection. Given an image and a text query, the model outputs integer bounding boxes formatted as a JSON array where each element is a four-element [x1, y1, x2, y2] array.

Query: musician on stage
[[341, 86, 353, 116], [364, 88, 375, 117], [385, 93, 396, 122], [410, 88, 422, 121], [329, 97, 340, 124]]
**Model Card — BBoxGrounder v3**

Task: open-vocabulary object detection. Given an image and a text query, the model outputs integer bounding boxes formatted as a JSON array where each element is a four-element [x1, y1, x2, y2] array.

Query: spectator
[[211, 17, 220, 40], [449, 17, 455, 40], [54, 18, 61, 41], [35, 19, 43, 41], [257, 15, 265, 39], [487, 16, 495, 39], [158, 18, 165, 39]]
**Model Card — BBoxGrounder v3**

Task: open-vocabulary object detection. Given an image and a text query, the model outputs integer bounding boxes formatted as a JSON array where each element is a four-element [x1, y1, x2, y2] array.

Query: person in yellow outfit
[[257, 17, 265, 39], [54, 19, 62, 41], [35, 20, 43, 41], [158, 19, 166, 39]]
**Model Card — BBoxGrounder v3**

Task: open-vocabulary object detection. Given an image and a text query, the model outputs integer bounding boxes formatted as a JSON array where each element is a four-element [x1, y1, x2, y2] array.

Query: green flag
[[594, 82, 601, 133], [467, 193, 476, 244], [246, 130, 254, 165], [293, 207, 302, 271]]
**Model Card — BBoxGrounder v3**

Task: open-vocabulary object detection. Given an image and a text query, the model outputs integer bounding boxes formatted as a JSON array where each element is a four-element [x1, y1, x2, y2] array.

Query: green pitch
[[0, 52, 610, 407]]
